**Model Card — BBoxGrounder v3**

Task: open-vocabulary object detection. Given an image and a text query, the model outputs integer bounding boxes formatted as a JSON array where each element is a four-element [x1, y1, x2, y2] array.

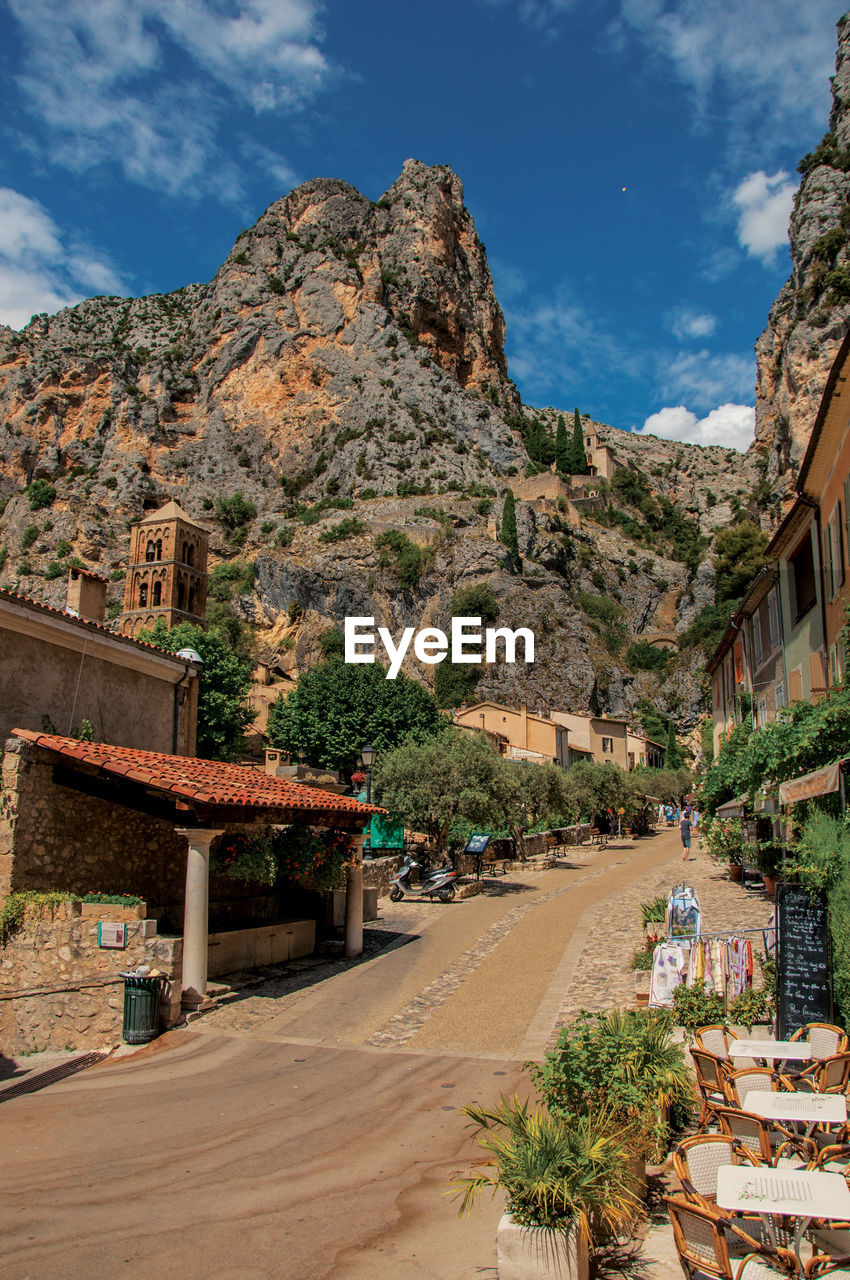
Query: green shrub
[[375, 530, 425, 588], [44, 561, 65, 579], [275, 526, 294, 548], [319, 517, 365, 543], [214, 491, 257, 534], [27, 479, 56, 511], [670, 980, 724, 1040], [21, 525, 39, 549], [626, 641, 671, 673]]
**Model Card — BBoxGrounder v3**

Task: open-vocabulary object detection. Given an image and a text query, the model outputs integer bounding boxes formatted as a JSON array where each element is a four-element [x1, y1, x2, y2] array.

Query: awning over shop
[[716, 793, 747, 818], [778, 760, 848, 806]]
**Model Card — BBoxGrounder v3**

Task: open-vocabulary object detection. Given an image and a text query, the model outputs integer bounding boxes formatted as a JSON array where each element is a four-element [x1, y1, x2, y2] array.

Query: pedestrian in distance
[[680, 805, 693, 861]]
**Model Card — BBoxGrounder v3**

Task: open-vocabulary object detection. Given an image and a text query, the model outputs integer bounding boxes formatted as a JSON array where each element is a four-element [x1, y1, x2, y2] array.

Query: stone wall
[[1, 739, 272, 927], [362, 854, 403, 898], [0, 899, 183, 1053]]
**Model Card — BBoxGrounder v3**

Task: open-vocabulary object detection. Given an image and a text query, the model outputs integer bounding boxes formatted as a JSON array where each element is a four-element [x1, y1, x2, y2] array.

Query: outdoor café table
[[743, 1090, 847, 1139], [716, 1164, 850, 1264], [730, 1039, 813, 1063]]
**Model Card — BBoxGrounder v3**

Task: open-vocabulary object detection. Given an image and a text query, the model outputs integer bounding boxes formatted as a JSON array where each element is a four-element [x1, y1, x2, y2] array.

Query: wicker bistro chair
[[666, 1197, 799, 1280], [698, 1026, 741, 1059], [791, 1024, 849, 1060], [674, 1135, 760, 1210], [716, 1106, 818, 1168], [779, 1053, 850, 1096], [724, 1068, 780, 1110], [807, 1147, 850, 1262], [806, 1253, 850, 1278], [693, 1048, 734, 1128]]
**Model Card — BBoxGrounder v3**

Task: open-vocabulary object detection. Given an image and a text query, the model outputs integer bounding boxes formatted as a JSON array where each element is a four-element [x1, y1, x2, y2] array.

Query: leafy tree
[[433, 583, 501, 708], [373, 728, 500, 852], [555, 414, 570, 475], [625, 640, 671, 673], [568, 408, 587, 475], [375, 530, 424, 588], [214, 491, 257, 535], [139, 620, 254, 761], [492, 759, 569, 854], [267, 658, 443, 771], [500, 490, 520, 565], [664, 720, 683, 769], [713, 521, 769, 605]]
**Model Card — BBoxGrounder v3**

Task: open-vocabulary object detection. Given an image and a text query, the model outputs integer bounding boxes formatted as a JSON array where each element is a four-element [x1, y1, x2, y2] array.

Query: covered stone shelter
[[3, 730, 379, 1010]]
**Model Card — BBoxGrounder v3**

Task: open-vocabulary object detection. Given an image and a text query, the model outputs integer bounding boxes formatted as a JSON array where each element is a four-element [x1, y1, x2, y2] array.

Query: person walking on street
[[680, 805, 693, 861]]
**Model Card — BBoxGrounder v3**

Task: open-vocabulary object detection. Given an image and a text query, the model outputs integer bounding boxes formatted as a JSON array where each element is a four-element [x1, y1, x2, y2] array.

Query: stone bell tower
[[118, 500, 209, 638]]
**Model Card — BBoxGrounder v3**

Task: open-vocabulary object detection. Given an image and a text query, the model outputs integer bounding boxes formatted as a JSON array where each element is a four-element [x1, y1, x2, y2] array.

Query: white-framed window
[[756, 694, 768, 726], [774, 679, 785, 711], [827, 503, 845, 599], [767, 589, 780, 650], [602, 736, 613, 753], [752, 614, 763, 667]]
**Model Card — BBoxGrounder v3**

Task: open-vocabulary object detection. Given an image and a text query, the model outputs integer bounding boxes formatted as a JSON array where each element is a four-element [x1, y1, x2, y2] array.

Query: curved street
[[0, 829, 772, 1280]]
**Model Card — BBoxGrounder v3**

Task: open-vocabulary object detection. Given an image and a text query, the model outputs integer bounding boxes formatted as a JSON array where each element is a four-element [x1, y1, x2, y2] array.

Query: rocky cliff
[[0, 160, 761, 742], [755, 12, 850, 483]]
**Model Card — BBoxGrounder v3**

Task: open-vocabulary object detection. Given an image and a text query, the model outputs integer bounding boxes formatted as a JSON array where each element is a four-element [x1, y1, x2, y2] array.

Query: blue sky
[[0, 0, 846, 452]]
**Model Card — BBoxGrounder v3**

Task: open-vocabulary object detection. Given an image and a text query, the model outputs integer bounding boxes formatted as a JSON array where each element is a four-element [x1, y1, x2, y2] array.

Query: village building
[[0, 569, 200, 756], [626, 729, 666, 770], [118, 499, 209, 637], [549, 709, 631, 770], [453, 701, 569, 766], [708, 332, 850, 744]]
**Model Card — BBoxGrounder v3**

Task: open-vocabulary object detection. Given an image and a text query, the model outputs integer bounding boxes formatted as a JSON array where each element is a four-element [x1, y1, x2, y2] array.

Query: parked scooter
[[389, 854, 458, 903]]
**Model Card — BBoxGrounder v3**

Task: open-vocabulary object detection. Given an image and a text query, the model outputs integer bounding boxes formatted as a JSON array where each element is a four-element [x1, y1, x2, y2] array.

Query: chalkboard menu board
[[777, 884, 832, 1038]]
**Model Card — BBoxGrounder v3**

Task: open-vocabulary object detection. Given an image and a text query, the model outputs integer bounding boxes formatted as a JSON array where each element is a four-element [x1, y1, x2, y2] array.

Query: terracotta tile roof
[[0, 588, 194, 664], [13, 729, 382, 818]]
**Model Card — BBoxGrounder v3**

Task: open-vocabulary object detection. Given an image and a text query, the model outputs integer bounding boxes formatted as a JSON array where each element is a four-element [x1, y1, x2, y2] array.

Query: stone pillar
[[345, 832, 366, 958], [177, 828, 223, 1010]]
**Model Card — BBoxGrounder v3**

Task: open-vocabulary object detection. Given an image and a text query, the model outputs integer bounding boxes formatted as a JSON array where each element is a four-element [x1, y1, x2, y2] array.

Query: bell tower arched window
[[139, 581, 148, 607], [145, 540, 156, 562], [152, 581, 162, 606]]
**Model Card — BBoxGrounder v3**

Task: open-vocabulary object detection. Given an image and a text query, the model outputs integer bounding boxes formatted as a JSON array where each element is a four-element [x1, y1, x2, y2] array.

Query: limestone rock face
[[755, 13, 850, 480], [0, 161, 759, 736]]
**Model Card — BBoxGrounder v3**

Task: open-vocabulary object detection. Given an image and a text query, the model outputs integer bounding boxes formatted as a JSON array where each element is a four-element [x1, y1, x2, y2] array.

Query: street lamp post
[[361, 741, 376, 804]]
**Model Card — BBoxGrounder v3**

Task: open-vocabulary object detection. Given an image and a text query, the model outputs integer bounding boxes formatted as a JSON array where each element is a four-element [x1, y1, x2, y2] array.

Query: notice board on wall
[[776, 884, 832, 1038]]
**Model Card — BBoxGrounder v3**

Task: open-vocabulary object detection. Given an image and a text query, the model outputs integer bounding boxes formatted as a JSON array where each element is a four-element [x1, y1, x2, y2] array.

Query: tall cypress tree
[[664, 719, 683, 770], [501, 490, 520, 566], [569, 407, 587, 475], [555, 414, 570, 475]]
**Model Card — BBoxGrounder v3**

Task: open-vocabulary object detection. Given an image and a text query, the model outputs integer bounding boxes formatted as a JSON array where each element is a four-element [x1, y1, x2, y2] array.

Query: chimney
[[66, 566, 108, 623]]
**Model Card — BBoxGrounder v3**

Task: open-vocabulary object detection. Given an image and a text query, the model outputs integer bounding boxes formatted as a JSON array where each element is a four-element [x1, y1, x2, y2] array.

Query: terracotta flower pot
[[729, 864, 743, 882], [762, 875, 777, 898]]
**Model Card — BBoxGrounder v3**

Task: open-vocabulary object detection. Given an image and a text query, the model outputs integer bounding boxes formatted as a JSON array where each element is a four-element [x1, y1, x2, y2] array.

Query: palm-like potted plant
[[453, 1096, 641, 1280]]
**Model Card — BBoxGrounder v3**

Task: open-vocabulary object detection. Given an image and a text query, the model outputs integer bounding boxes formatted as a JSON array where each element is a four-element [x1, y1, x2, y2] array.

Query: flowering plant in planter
[[212, 825, 351, 891], [700, 817, 745, 865]]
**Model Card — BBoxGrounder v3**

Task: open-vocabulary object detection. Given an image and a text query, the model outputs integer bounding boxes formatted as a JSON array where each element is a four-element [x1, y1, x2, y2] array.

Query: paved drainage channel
[[365, 847, 643, 1049], [0, 1051, 110, 1103]]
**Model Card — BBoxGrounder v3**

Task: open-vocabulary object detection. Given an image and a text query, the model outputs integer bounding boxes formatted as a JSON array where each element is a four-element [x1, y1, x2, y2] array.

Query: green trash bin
[[121, 973, 162, 1044]]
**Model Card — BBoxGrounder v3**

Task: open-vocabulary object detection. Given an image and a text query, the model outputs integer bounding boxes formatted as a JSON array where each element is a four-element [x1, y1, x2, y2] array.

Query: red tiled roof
[[0, 588, 194, 664], [13, 730, 382, 818], [69, 566, 109, 584]]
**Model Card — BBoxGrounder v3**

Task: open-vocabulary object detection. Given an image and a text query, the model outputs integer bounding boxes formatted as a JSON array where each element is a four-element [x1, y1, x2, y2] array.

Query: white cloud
[[7, 0, 329, 199], [731, 169, 796, 262], [616, 0, 839, 155], [640, 402, 755, 452], [661, 348, 755, 411], [666, 307, 717, 340], [0, 188, 128, 329]]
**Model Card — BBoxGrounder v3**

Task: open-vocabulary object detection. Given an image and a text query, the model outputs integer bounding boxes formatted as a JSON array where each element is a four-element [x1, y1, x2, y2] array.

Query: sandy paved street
[[0, 829, 772, 1279]]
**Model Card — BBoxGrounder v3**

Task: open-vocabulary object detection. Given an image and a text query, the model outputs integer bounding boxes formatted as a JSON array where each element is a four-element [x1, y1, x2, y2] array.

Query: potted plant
[[754, 842, 783, 897], [701, 817, 746, 881], [530, 1009, 695, 1166], [640, 895, 667, 939], [670, 980, 725, 1042], [453, 1097, 641, 1280], [727, 986, 774, 1038], [632, 939, 657, 1007]]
